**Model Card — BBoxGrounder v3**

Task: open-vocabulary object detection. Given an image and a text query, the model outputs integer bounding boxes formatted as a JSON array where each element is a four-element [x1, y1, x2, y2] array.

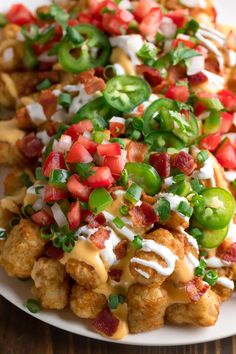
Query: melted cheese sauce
[[111, 304, 129, 340], [0, 119, 25, 145]]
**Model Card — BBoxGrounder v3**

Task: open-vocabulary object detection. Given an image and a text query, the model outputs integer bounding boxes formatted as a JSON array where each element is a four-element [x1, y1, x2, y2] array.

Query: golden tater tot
[[65, 259, 102, 289]]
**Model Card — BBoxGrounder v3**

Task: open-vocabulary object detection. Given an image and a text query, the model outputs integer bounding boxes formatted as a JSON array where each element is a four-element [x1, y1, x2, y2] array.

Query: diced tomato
[[171, 151, 196, 175], [85, 167, 114, 188], [218, 89, 236, 111], [66, 142, 93, 163], [31, 209, 54, 227], [67, 174, 92, 201], [103, 156, 125, 178], [133, 0, 159, 21], [136, 65, 163, 87], [64, 120, 93, 141], [149, 152, 170, 178], [6, 4, 34, 26], [97, 143, 121, 157], [77, 135, 98, 154], [109, 120, 125, 137], [194, 101, 207, 116], [215, 138, 236, 169], [139, 8, 163, 38], [67, 201, 82, 230], [220, 112, 234, 133], [42, 152, 66, 177], [44, 185, 67, 203], [199, 133, 221, 151], [188, 72, 208, 86], [68, 19, 80, 26], [166, 10, 188, 28], [173, 38, 195, 49], [165, 83, 190, 103], [102, 9, 133, 35]]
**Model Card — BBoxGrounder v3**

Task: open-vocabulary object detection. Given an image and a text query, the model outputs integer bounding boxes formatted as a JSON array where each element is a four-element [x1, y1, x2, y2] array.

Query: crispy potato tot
[[1, 219, 46, 278], [31, 257, 69, 310], [212, 268, 234, 302], [166, 289, 220, 327], [4, 167, 34, 196], [160, 211, 189, 231], [65, 259, 101, 289], [127, 284, 169, 333], [70, 285, 107, 319], [130, 228, 182, 286]]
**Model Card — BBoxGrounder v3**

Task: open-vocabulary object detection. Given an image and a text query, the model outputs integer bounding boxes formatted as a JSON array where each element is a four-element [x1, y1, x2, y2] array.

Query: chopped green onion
[[117, 169, 128, 187], [49, 169, 70, 188], [177, 201, 193, 217], [119, 205, 129, 216], [195, 266, 205, 277], [0, 229, 7, 240], [168, 181, 191, 197], [58, 93, 72, 108], [130, 129, 141, 141], [113, 217, 125, 229], [24, 45, 39, 70], [184, 19, 199, 35], [66, 26, 84, 44], [26, 299, 41, 313], [132, 118, 144, 131], [190, 178, 205, 194], [36, 79, 51, 91], [80, 201, 88, 210], [232, 179, 236, 187], [110, 138, 125, 149], [118, 294, 126, 304], [0, 13, 8, 27], [40, 226, 53, 240], [191, 194, 205, 207], [22, 204, 35, 217], [20, 172, 33, 188], [37, 9, 54, 21], [50, 2, 69, 29], [173, 173, 185, 183], [9, 217, 20, 228], [124, 183, 142, 204], [93, 131, 106, 144], [89, 188, 113, 214], [62, 239, 75, 253], [108, 294, 120, 310], [200, 250, 207, 257], [197, 150, 209, 164], [155, 198, 171, 222], [132, 235, 143, 250], [204, 270, 218, 286], [190, 228, 203, 240], [35, 167, 47, 181]]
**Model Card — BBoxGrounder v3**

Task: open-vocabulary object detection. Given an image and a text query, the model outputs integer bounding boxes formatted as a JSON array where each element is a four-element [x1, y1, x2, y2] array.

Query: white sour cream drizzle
[[216, 277, 235, 290], [131, 239, 179, 277], [224, 170, 236, 182], [180, 0, 207, 8], [186, 252, 200, 268], [103, 211, 136, 241], [197, 157, 216, 187], [157, 193, 190, 221], [179, 227, 199, 252], [196, 31, 224, 70], [226, 221, 236, 243], [205, 256, 231, 268]]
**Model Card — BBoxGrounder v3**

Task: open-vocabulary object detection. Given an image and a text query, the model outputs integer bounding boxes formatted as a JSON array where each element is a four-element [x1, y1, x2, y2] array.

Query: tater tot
[[65, 259, 101, 289], [70, 284, 107, 319], [129, 228, 182, 286], [212, 268, 234, 302], [0, 141, 24, 166], [1, 219, 46, 278], [160, 211, 189, 231], [127, 284, 169, 333], [31, 257, 69, 310], [166, 289, 220, 327]]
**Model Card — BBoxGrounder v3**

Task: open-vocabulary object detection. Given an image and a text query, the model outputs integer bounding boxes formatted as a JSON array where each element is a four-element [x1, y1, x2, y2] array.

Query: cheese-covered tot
[[31, 257, 69, 310]]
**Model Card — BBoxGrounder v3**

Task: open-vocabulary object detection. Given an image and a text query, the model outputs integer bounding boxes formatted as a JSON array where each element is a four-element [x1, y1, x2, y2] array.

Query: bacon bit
[[188, 72, 208, 86], [205, 55, 220, 75], [44, 242, 64, 260], [77, 69, 96, 83], [77, 69, 106, 94], [227, 30, 236, 51], [152, 80, 168, 95], [85, 212, 106, 228], [90, 228, 110, 249], [114, 240, 129, 260], [136, 64, 163, 87], [171, 151, 196, 175], [109, 268, 123, 282], [129, 202, 158, 227], [216, 241, 236, 263], [194, 101, 207, 116], [168, 65, 186, 84], [37, 71, 60, 83], [186, 277, 209, 303], [45, 121, 58, 137], [126, 141, 147, 163], [93, 308, 119, 337], [16, 107, 34, 130], [149, 152, 170, 178], [39, 90, 57, 119], [17, 132, 44, 158]]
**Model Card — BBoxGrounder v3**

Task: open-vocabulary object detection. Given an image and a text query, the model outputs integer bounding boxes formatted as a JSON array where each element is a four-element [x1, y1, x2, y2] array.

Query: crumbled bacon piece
[[90, 228, 110, 249], [93, 308, 119, 337], [205, 55, 220, 75], [17, 132, 44, 158], [188, 72, 208, 86], [216, 241, 236, 263], [85, 212, 106, 228], [129, 202, 158, 227], [44, 242, 64, 260], [39, 90, 57, 119], [109, 268, 123, 282], [37, 71, 60, 83], [77, 69, 106, 94], [171, 151, 196, 175], [186, 277, 209, 303], [136, 64, 163, 87], [16, 107, 34, 130], [149, 152, 170, 178], [114, 240, 128, 260], [126, 141, 147, 163]]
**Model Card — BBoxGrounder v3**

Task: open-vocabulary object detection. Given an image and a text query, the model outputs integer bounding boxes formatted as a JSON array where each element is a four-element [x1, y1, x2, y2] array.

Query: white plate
[[0, 0, 236, 346]]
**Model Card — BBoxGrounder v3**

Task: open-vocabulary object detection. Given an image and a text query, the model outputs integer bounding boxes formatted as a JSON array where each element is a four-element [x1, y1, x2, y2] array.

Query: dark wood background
[[0, 297, 234, 354]]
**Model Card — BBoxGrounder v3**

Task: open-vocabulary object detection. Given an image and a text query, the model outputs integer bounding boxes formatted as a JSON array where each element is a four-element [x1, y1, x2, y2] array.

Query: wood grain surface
[[0, 297, 234, 354]]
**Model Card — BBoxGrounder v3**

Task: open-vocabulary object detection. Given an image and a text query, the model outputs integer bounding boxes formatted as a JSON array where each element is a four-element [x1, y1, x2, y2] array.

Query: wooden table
[[0, 297, 234, 354]]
